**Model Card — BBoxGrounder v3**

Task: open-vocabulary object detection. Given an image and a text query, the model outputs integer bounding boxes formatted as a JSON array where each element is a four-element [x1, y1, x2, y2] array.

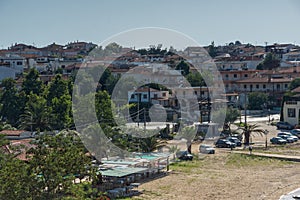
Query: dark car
[[215, 139, 236, 148], [270, 137, 287, 144], [276, 122, 294, 130], [176, 151, 193, 161], [227, 137, 242, 147]]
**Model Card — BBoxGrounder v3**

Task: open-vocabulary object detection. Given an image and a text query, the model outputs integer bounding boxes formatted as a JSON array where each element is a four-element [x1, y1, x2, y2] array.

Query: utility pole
[[244, 92, 247, 125], [137, 93, 140, 127], [143, 108, 146, 131]]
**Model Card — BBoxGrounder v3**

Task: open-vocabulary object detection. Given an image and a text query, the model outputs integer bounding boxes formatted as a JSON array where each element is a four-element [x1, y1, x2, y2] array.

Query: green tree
[[186, 71, 206, 86], [289, 78, 300, 90], [179, 126, 197, 154], [175, 61, 190, 76], [28, 131, 96, 199], [256, 53, 280, 70], [0, 78, 22, 125], [208, 41, 217, 58], [95, 90, 116, 127], [248, 92, 268, 110], [0, 155, 37, 200], [47, 74, 69, 103], [50, 94, 72, 130], [20, 93, 50, 131], [139, 134, 166, 153], [238, 123, 264, 145], [22, 68, 43, 95], [46, 74, 72, 130]]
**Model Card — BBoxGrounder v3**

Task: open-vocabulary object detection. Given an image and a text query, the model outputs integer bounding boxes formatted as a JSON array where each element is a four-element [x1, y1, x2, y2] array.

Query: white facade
[[0, 54, 25, 72], [128, 89, 169, 103], [282, 100, 300, 126]]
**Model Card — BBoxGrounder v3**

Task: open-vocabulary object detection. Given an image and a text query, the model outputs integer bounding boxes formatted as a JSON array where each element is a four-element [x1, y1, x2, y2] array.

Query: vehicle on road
[[270, 137, 287, 144], [226, 137, 242, 147], [176, 151, 193, 161], [199, 144, 215, 154], [290, 129, 300, 138], [276, 121, 294, 130], [277, 132, 298, 142], [215, 139, 236, 148]]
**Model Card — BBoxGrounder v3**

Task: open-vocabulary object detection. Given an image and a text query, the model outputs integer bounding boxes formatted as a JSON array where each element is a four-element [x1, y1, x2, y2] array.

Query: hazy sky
[[1, 0, 300, 49]]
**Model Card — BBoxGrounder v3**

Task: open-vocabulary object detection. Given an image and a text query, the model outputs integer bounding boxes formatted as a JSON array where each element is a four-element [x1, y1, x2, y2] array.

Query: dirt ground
[[133, 122, 300, 200], [134, 151, 300, 200]]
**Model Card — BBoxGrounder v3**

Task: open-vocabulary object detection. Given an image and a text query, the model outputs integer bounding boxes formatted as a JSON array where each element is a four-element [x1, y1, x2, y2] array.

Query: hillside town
[[1, 41, 300, 123], [2, 40, 300, 199]]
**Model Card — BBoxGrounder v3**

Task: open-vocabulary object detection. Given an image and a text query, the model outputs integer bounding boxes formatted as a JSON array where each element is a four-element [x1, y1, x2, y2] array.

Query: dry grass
[[133, 152, 300, 200]]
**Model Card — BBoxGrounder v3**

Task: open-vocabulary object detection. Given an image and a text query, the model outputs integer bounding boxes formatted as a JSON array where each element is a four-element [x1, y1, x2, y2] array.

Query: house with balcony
[[128, 87, 170, 106]]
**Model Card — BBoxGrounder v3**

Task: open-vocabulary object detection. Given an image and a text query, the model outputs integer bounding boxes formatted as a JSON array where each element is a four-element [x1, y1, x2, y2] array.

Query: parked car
[[199, 144, 215, 154], [215, 139, 236, 148], [276, 121, 294, 130], [279, 135, 295, 143], [226, 137, 242, 147], [176, 151, 193, 161], [277, 132, 298, 142], [270, 137, 287, 144], [290, 129, 300, 138]]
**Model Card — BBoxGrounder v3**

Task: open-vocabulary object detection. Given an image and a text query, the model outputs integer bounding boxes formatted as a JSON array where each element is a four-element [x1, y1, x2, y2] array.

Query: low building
[[281, 96, 300, 126]]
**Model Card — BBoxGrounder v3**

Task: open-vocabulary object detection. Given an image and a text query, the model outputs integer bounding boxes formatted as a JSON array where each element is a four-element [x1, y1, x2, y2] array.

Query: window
[[285, 84, 288, 88], [288, 108, 296, 118], [154, 94, 158, 98], [225, 84, 229, 88], [286, 101, 297, 105], [225, 74, 229, 78], [143, 94, 147, 99], [234, 74, 237, 78], [256, 84, 259, 89], [16, 61, 22, 65], [263, 84, 266, 89], [244, 85, 247, 89], [131, 94, 135, 99], [162, 92, 166, 97], [277, 84, 280, 90], [194, 91, 197, 95], [244, 74, 248, 78]]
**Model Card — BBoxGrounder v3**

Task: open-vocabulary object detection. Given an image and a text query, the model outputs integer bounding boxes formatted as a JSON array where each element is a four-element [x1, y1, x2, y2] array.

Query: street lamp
[[264, 129, 269, 149], [268, 109, 271, 124]]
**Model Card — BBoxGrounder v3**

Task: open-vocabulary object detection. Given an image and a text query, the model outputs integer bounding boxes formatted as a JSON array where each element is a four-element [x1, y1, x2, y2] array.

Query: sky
[[1, 0, 300, 49]]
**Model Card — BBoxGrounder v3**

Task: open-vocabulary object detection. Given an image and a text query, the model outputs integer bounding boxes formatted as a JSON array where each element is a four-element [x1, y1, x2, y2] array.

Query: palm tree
[[238, 123, 264, 145], [139, 135, 166, 153], [168, 145, 180, 160], [179, 127, 196, 154], [20, 93, 51, 132]]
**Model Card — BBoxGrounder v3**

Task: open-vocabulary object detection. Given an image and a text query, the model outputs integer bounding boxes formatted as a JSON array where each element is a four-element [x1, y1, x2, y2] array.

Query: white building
[[281, 96, 300, 126], [128, 87, 170, 105], [0, 54, 25, 71], [0, 54, 25, 81]]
